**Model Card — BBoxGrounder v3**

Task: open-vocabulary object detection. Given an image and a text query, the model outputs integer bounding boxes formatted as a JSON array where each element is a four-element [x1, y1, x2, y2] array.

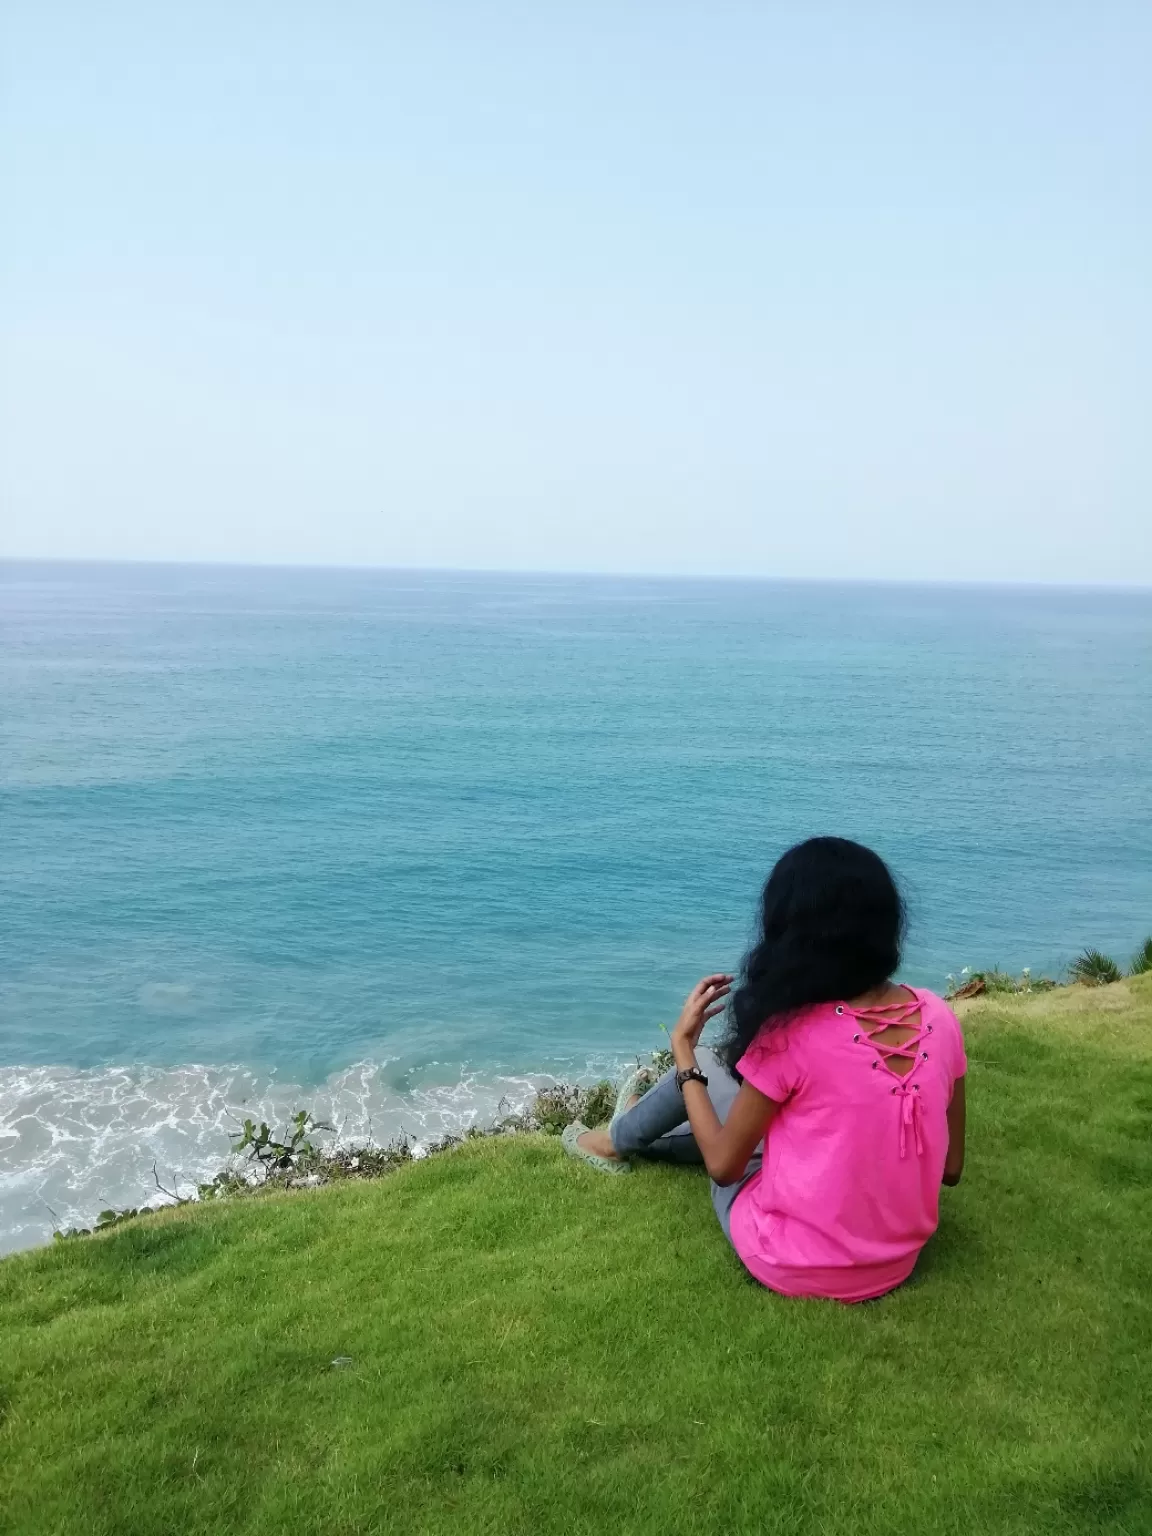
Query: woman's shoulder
[[739, 1006, 817, 1069], [907, 986, 965, 1038], [750, 1000, 836, 1053]]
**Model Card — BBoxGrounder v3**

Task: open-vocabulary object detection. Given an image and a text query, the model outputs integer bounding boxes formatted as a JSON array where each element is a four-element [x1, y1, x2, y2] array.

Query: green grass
[[3, 980, 1151, 1536]]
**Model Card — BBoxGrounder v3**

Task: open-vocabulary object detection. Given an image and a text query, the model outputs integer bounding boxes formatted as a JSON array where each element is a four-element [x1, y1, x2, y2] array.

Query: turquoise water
[[2, 561, 1150, 1249]]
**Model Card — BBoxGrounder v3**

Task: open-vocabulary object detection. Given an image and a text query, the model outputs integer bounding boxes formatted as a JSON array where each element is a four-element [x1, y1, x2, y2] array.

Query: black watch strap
[[675, 1066, 709, 1092]]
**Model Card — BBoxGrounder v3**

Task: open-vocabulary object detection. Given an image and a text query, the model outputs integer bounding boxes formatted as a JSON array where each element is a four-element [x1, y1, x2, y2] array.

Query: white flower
[[961, 967, 971, 976]]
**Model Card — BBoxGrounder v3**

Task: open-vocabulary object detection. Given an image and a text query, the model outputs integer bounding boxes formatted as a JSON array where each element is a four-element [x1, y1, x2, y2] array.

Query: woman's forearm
[[681, 1079, 737, 1179], [666, 975, 775, 1184], [673, 1043, 748, 1184]]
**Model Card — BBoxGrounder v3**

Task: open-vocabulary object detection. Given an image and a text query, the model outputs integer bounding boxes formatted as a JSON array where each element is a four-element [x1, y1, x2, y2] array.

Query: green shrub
[[945, 967, 1056, 999], [1070, 949, 1122, 987], [53, 1206, 142, 1242], [231, 1110, 333, 1174], [529, 1079, 617, 1134], [983, 969, 1021, 995], [1130, 936, 1152, 976]]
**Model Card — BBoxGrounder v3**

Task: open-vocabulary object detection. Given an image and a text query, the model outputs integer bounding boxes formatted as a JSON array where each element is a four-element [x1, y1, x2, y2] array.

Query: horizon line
[[1, 554, 1150, 594]]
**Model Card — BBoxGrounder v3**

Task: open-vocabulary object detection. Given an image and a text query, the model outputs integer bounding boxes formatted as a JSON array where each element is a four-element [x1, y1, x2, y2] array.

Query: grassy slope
[[2, 980, 1150, 1536]]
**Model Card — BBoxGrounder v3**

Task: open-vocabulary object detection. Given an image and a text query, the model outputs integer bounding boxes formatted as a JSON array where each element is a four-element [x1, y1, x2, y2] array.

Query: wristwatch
[[675, 1066, 709, 1092]]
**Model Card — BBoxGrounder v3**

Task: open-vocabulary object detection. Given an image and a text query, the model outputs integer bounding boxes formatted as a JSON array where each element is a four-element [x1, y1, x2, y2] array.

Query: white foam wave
[[0, 1058, 617, 1256]]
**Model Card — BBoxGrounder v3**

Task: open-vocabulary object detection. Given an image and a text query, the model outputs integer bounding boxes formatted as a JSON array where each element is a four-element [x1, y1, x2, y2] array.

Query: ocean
[[2, 561, 1150, 1253]]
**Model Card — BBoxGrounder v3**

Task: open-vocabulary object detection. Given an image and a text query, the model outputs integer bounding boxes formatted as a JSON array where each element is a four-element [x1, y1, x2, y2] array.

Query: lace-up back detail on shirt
[[837, 990, 933, 1157]]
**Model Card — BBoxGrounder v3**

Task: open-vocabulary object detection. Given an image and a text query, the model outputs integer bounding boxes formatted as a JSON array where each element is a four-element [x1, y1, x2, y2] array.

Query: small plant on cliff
[[1069, 949, 1121, 987], [983, 969, 1023, 995], [1130, 936, 1152, 976], [530, 1080, 617, 1135], [231, 1110, 333, 1176], [53, 1206, 141, 1242]]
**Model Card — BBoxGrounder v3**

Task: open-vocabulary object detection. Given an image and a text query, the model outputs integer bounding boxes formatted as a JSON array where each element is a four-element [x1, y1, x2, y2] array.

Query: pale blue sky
[[2, 4, 1150, 582]]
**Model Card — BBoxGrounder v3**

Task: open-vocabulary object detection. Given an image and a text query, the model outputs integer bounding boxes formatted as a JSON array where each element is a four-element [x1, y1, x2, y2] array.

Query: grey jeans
[[608, 1047, 762, 1239]]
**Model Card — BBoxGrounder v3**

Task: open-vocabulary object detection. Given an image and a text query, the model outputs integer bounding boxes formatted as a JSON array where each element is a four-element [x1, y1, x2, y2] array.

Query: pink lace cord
[[837, 996, 933, 1158]]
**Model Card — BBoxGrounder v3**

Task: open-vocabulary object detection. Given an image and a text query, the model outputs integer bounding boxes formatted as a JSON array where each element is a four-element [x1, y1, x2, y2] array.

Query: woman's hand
[[670, 973, 733, 1065]]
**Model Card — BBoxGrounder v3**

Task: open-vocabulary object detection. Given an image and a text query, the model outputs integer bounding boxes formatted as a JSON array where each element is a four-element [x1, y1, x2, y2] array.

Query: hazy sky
[[3, 4, 1150, 582]]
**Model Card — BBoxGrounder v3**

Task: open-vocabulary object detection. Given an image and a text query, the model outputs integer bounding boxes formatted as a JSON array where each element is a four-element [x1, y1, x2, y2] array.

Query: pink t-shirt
[[731, 987, 966, 1303]]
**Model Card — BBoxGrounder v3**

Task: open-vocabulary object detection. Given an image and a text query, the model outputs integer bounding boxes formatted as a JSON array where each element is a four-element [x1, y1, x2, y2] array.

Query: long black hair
[[720, 837, 906, 1074]]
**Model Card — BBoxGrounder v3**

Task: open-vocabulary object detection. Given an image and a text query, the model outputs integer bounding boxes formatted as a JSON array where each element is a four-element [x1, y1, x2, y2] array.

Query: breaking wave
[[0, 1055, 626, 1255]]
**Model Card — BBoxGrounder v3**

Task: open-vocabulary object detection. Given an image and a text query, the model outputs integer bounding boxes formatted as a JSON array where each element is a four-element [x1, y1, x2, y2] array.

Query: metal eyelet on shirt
[[922, 1051, 928, 1060], [835, 1005, 844, 1015], [927, 1024, 934, 1033], [871, 1060, 878, 1069], [852, 1033, 860, 1042]]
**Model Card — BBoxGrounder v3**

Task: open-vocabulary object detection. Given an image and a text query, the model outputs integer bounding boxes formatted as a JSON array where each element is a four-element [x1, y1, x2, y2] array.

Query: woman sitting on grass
[[563, 837, 967, 1303]]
